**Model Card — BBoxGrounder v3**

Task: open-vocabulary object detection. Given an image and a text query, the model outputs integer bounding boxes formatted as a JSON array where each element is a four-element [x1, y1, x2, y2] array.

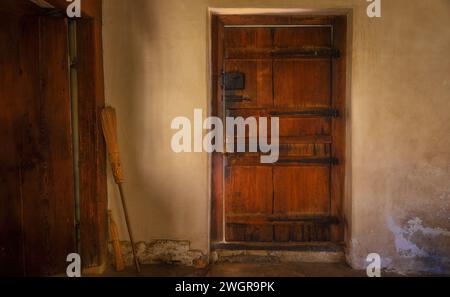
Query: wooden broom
[[101, 107, 141, 273], [108, 210, 125, 272]]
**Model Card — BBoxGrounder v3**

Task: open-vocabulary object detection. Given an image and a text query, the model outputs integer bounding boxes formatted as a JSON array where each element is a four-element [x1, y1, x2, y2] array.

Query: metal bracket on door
[[270, 108, 340, 118], [222, 72, 245, 90], [277, 157, 339, 165], [272, 48, 340, 58], [224, 91, 251, 102], [222, 72, 250, 102]]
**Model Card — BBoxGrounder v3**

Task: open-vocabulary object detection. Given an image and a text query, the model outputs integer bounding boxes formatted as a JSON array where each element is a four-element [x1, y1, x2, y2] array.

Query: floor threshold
[[211, 242, 344, 252]]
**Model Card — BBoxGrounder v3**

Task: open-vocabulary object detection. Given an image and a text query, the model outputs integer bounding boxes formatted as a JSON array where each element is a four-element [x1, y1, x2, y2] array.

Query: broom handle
[[118, 183, 141, 273], [101, 107, 140, 273]]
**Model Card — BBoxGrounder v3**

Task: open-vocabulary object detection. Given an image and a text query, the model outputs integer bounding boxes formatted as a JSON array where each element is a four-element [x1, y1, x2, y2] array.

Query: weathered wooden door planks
[[211, 15, 347, 245]]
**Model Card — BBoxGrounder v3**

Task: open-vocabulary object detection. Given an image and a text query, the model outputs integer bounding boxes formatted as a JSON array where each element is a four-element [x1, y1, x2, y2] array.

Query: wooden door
[[0, 1, 107, 276], [211, 15, 347, 245], [0, 15, 76, 276]]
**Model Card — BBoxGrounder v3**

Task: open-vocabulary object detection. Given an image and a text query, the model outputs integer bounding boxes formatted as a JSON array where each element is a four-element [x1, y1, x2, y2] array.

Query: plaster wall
[[102, 0, 450, 273]]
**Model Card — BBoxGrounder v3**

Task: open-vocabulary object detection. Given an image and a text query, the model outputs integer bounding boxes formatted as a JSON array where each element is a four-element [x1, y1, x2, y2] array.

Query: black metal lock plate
[[223, 72, 245, 90]]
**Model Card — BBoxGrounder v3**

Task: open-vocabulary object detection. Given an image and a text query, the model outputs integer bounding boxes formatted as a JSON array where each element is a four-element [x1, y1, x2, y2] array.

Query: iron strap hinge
[[272, 48, 340, 58], [270, 109, 340, 118], [277, 157, 339, 165]]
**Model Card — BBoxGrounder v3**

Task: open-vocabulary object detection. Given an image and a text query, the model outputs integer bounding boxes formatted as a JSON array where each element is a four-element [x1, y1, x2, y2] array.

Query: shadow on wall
[[105, 0, 174, 241], [105, 0, 209, 249]]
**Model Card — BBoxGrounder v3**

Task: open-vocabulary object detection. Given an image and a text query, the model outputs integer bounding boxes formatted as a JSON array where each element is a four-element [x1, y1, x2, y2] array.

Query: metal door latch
[[222, 72, 249, 102], [222, 72, 245, 90]]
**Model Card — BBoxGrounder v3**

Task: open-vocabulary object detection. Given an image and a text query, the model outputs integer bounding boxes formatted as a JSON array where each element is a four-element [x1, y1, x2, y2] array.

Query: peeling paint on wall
[[387, 217, 450, 274], [110, 240, 206, 267], [388, 217, 428, 258], [405, 218, 450, 238]]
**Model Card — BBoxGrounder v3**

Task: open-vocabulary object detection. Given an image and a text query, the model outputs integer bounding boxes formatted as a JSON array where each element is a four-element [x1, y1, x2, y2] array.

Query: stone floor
[[99, 262, 403, 277]]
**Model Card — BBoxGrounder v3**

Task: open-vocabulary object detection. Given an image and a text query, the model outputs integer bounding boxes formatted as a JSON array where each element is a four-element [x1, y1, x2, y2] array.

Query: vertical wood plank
[[31, 16, 75, 275], [330, 16, 347, 242], [77, 18, 107, 269], [211, 15, 224, 242], [0, 14, 27, 276], [17, 16, 42, 276], [19, 17, 75, 276], [274, 60, 331, 108], [273, 166, 330, 216]]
